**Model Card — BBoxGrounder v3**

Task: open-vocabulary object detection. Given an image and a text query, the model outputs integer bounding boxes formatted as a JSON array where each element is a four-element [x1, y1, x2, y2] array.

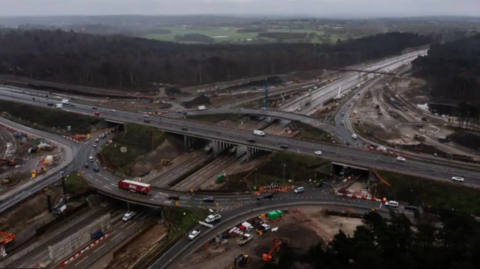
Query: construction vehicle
[[0, 158, 15, 166], [0, 231, 16, 257], [237, 234, 253, 245], [234, 254, 251, 267], [262, 237, 289, 262], [160, 159, 172, 166]]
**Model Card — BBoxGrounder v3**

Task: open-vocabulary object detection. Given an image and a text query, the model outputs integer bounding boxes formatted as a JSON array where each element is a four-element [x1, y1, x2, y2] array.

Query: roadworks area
[[170, 206, 362, 269]]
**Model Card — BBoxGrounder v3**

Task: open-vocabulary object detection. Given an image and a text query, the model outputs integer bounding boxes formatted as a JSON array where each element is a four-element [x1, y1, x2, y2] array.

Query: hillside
[[0, 30, 430, 91]]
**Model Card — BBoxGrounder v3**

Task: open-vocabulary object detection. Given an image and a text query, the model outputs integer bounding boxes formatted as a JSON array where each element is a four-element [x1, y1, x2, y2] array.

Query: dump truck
[[237, 234, 253, 245]]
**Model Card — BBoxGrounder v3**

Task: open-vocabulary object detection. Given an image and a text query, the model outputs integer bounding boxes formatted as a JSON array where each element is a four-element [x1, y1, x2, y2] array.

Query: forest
[[264, 211, 480, 269], [0, 30, 430, 91], [413, 34, 480, 102]]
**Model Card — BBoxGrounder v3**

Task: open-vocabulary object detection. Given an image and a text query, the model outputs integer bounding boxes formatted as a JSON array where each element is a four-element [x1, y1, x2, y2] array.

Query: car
[[396, 156, 406, 162], [263, 193, 274, 199], [47, 103, 54, 106], [188, 229, 201, 241], [84, 163, 89, 168], [92, 107, 97, 109], [452, 176, 464, 182], [93, 167, 100, 172], [385, 200, 399, 208], [341, 120, 345, 125], [203, 197, 215, 202], [205, 214, 221, 223], [404, 205, 418, 212], [89, 156, 94, 162], [247, 139, 256, 143], [93, 144, 97, 148], [294, 187, 305, 193], [95, 138, 99, 143], [144, 119, 150, 123], [143, 114, 149, 118], [94, 111, 100, 116], [314, 151, 322, 155], [280, 145, 288, 149], [122, 211, 136, 221], [181, 127, 188, 131], [168, 195, 179, 200]]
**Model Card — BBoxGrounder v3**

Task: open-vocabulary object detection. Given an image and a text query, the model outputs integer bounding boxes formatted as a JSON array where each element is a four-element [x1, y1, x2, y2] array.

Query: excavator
[[0, 158, 15, 166], [263, 237, 289, 262], [223, 254, 251, 269]]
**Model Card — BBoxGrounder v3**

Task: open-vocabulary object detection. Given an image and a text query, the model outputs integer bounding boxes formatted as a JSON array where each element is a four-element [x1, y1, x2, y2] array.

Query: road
[[1, 90, 480, 195]]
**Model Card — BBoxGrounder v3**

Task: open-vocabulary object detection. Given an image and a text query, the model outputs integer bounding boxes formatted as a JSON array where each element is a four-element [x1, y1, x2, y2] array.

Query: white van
[[253, 130, 265, 137]]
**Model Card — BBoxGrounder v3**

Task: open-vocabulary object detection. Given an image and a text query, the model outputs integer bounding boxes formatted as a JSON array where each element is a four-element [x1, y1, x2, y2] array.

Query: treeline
[[0, 30, 430, 91], [174, 33, 214, 43], [258, 32, 307, 40], [264, 211, 480, 269], [413, 34, 480, 102]]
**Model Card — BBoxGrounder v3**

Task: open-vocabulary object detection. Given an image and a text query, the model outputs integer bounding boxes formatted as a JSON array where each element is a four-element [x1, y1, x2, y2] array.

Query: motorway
[[1, 88, 480, 195]]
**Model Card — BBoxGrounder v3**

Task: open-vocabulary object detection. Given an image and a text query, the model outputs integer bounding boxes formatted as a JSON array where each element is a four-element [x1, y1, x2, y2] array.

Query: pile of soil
[[183, 94, 211, 108]]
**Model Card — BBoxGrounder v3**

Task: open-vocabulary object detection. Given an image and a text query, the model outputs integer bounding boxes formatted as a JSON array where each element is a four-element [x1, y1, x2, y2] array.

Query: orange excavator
[[262, 237, 289, 262]]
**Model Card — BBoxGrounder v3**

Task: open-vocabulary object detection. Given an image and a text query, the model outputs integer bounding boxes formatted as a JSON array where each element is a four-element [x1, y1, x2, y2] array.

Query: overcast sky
[[1, 0, 480, 17]]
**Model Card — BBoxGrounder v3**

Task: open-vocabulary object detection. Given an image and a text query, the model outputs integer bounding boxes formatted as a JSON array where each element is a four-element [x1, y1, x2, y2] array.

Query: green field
[[144, 27, 328, 43]]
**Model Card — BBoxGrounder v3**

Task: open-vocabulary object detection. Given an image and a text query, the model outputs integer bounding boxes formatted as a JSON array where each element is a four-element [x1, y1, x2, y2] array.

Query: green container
[[267, 210, 283, 220]]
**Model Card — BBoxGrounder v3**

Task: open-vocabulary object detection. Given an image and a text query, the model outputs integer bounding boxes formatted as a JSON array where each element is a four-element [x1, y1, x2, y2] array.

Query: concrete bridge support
[[213, 140, 235, 157], [246, 147, 262, 161], [184, 135, 192, 148]]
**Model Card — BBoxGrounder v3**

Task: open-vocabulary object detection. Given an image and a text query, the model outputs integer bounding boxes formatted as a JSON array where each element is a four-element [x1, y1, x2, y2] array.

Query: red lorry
[[118, 179, 151, 195]]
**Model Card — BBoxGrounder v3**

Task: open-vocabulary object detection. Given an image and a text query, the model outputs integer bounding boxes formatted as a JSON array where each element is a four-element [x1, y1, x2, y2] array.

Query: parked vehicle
[[237, 234, 253, 245], [118, 179, 152, 195], [256, 224, 271, 235]]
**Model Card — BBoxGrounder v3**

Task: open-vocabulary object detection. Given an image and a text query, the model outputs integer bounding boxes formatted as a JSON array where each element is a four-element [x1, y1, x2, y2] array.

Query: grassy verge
[[99, 123, 165, 176], [163, 207, 207, 241], [292, 121, 339, 144], [375, 170, 480, 215], [0, 99, 102, 134], [62, 173, 89, 194], [186, 114, 243, 124]]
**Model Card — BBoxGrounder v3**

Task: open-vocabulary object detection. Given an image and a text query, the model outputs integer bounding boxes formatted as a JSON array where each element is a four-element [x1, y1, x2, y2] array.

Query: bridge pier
[[184, 135, 192, 148]]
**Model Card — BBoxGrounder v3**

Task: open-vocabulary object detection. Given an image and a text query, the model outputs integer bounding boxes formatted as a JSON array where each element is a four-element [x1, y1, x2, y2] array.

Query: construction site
[[170, 206, 363, 269], [350, 75, 480, 162], [0, 125, 62, 194]]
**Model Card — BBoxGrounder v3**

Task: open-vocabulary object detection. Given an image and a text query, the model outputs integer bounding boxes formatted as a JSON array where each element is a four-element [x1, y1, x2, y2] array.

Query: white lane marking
[[126, 223, 136, 230], [75, 256, 89, 266], [94, 244, 107, 253], [111, 232, 123, 241]]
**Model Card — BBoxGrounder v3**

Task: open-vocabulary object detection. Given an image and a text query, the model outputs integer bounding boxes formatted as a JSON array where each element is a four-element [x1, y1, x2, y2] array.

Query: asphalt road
[[1, 90, 480, 193]]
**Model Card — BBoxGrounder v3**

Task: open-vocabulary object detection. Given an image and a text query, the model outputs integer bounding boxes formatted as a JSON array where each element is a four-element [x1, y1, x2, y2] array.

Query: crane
[[262, 237, 289, 262]]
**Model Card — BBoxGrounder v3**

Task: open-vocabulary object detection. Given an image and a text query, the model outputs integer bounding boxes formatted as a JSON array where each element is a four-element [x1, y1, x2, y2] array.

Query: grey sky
[[1, 0, 480, 17]]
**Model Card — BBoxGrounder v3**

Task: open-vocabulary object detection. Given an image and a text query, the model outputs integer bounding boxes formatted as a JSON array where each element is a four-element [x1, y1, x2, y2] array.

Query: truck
[[256, 224, 271, 236], [118, 179, 151, 195], [237, 234, 253, 245], [62, 99, 70, 105], [55, 103, 63, 109], [198, 105, 207, 111], [253, 130, 265, 137], [205, 214, 221, 223]]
